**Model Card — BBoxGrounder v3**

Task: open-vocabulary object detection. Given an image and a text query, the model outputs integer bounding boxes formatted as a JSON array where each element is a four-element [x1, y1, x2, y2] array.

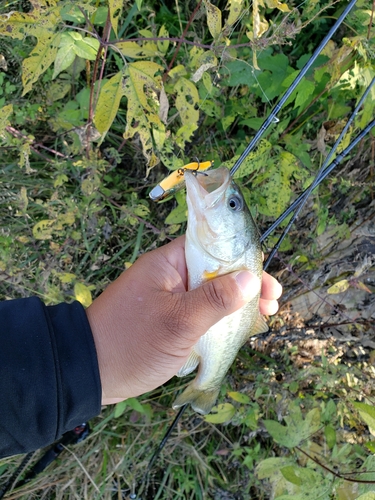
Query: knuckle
[[157, 298, 193, 350], [203, 279, 233, 313]]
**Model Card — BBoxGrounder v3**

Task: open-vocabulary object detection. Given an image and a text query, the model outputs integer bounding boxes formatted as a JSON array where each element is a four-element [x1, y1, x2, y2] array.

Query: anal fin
[[177, 350, 200, 377]]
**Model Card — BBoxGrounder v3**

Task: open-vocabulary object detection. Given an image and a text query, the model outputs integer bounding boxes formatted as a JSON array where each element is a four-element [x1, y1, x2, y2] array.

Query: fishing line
[[260, 77, 375, 242], [229, 0, 358, 177], [262, 119, 375, 247], [263, 116, 375, 269]]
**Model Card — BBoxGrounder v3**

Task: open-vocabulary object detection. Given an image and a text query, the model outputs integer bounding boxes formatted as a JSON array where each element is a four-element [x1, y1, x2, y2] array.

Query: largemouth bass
[[173, 167, 268, 415]]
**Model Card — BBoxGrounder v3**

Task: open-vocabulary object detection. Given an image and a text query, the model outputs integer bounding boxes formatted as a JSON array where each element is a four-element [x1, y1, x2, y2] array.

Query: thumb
[[185, 271, 261, 339]]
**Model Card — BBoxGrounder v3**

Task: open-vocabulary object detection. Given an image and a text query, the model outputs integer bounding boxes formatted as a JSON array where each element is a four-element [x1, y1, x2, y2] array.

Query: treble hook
[[191, 157, 208, 177], [177, 159, 209, 178]]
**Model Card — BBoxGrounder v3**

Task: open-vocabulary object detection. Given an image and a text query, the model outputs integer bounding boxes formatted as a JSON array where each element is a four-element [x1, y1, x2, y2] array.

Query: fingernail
[[234, 271, 260, 301]]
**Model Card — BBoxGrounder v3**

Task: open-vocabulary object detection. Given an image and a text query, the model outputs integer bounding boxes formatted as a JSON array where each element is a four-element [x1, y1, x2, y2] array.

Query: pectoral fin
[[176, 350, 200, 377], [253, 314, 269, 335]]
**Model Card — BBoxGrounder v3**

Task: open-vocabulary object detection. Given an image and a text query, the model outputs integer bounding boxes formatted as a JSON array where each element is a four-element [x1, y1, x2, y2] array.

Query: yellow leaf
[[123, 61, 165, 165], [117, 40, 159, 59], [0, 104, 13, 134], [108, 0, 122, 36], [16, 187, 28, 216], [225, 0, 244, 28], [204, 0, 222, 39], [327, 279, 350, 295], [168, 65, 187, 78], [251, 0, 269, 69], [174, 77, 199, 146], [204, 403, 236, 424], [94, 71, 123, 134], [55, 211, 76, 230], [264, 0, 290, 12], [253, 0, 269, 38], [74, 282, 92, 308], [0, 11, 39, 40], [32, 220, 55, 240], [56, 272, 76, 284], [22, 32, 61, 95]]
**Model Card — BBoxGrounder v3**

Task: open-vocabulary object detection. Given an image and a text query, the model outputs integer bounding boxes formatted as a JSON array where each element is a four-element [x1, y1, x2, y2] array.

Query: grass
[[1, 0, 375, 497]]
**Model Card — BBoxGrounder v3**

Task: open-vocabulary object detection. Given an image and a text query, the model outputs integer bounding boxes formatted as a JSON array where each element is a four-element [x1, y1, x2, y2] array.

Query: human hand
[[86, 236, 282, 405]]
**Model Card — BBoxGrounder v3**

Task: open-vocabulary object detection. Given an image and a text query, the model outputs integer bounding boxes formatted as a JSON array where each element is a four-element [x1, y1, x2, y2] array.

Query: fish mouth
[[184, 167, 230, 209]]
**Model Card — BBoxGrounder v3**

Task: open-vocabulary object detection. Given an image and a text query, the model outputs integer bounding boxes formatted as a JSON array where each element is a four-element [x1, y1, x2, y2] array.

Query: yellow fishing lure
[[149, 160, 213, 201]]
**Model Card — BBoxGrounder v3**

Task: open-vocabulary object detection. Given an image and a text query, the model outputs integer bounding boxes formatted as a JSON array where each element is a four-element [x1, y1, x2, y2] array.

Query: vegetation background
[[0, 0, 374, 498]]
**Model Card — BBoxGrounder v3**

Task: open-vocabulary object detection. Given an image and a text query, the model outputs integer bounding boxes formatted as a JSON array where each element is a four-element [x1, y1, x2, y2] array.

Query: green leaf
[[165, 203, 187, 224], [157, 25, 169, 55], [94, 71, 123, 134], [229, 139, 272, 179], [228, 391, 250, 404], [266, 171, 291, 216], [324, 424, 336, 449], [264, 419, 297, 448], [353, 402, 375, 432], [294, 79, 315, 111], [264, 407, 321, 448], [204, 403, 236, 424], [356, 494, 375, 500], [73, 37, 100, 60], [256, 457, 294, 479], [125, 397, 145, 413], [280, 465, 302, 486], [114, 400, 127, 418], [53, 43, 76, 79], [56, 272, 76, 284], [74, 282, 92, 308], [108, 0, 122, 36], [222, 60, 256, 87]]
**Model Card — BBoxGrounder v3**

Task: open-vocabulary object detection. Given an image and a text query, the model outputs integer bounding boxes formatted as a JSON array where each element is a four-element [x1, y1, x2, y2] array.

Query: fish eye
[[228, 195, 243, 211]]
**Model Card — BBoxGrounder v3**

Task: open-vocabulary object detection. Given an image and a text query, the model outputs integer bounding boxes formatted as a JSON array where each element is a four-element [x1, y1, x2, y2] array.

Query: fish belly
[[173, 301, 257, 414]]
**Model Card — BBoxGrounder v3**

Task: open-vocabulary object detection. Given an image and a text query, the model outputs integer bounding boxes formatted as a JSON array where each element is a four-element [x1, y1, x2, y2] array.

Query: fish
[[172, 166, 268, 415]]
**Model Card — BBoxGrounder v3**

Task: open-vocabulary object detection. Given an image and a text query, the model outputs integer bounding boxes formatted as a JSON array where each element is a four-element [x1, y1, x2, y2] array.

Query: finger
[[261, 271, 282, 301], [179, 271, 261, 343], [259, 298, 279, 316]]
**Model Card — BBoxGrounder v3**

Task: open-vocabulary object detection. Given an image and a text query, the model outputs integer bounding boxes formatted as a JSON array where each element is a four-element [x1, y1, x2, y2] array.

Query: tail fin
[[173, 385, 220, 415]]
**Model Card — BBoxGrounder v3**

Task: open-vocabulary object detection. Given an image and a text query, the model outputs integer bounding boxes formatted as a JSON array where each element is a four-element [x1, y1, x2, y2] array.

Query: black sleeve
[[0, 297, 102, 458]]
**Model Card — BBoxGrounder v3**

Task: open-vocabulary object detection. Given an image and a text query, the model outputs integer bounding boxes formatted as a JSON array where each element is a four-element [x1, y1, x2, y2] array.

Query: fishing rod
[[229, 0, 358, 177]]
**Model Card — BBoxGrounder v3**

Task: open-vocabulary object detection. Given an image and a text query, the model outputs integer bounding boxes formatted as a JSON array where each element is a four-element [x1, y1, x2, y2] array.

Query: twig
[[163, 1, 203, 83], [368, 0, 375, 40], [296, 446, 375, 483]]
